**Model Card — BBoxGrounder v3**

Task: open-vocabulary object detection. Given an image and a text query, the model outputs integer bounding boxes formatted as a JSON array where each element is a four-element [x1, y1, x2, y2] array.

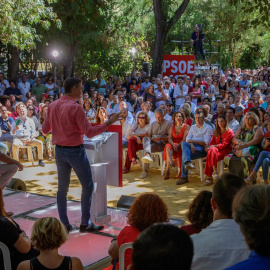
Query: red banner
[[163, 55, 195, 78]]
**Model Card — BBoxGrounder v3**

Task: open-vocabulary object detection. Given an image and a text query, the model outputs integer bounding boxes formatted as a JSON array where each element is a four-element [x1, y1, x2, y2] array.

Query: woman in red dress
[[163, 112, 190, 180], [204, 115, 233, 186]]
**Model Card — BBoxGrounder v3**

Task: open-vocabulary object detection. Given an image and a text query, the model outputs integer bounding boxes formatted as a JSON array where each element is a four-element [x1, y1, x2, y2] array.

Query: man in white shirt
[[230, 93, 245, 110], [114, 109, 132, 148], [18, 74, 31, 102], [159, 104, 173, 124], [174, 76, 188, 110], [177, 111, 212, 185], [112, 101, 134, 125], [154, 81, 169, 109], [226, 107, 239, 134], [135, 102, 155, 124], [180, 95, 197, 115], [191, 173, 250, 270]]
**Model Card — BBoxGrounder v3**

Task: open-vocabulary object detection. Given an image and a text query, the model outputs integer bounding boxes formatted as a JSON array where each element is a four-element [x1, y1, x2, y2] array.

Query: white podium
[[84, 132, 119, 224]]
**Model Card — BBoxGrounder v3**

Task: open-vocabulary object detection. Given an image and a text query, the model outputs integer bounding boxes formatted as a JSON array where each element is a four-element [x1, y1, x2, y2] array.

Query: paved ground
[[14, 158, 213, 219]]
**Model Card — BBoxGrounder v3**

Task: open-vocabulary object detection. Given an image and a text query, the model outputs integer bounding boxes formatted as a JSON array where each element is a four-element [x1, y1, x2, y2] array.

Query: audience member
[[0, 187, 39, 270], [177, 111, 212, 185], [17, 217, 83, 270], [140, 108, 171, 178], [226, 107, 239, 134], [226, 185, 270, 270], [163, 112, 189, 180], [191, 173, 249, 270], [224, 112, 263, 179], [108, 193, 169, 270], [11, 105, 45, 166], [128, 223, 193, 270], [181, 190, 213, 235], [123, 112, 150, 173]]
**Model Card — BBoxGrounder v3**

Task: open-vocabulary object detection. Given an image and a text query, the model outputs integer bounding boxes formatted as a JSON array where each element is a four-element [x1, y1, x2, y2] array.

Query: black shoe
[[39, 160, 45, 167], [80, 223, 104, 232], [66, 224, 76, 233]]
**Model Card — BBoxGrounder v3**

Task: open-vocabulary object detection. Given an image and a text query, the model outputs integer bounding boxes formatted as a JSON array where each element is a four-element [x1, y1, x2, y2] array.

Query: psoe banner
[[163, 55, 195, 78]]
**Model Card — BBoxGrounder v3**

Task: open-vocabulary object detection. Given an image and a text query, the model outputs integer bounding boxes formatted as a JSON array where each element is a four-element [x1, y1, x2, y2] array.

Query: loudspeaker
[[117, 195, 136, 209], [143, 62, 151, 76]]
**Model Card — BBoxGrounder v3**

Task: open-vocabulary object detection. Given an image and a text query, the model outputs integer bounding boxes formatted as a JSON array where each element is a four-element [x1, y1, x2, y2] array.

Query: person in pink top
[[42, 77, 121, 233]]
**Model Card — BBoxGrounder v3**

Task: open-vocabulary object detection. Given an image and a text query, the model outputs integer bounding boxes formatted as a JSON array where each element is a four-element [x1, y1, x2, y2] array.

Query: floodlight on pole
[[52, 50, 59, 58]]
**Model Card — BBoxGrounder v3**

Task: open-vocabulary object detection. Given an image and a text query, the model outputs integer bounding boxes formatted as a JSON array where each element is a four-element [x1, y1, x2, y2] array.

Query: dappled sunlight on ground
[[14, 159, 214, 219]]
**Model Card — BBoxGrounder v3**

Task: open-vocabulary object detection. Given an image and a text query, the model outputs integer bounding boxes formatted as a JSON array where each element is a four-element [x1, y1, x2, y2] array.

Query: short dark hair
[[227, 107, 235, 114], [216, 96, 222, 101], [9, 80, 16, 85], [233, 185, 270, 256], [64, 77, 81, 94], [132, 223, 193, 270], [212, 173, 245, 218]]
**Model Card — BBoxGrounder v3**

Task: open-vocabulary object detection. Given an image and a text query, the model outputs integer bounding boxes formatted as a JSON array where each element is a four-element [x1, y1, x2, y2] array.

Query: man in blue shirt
[[94, 73, 107, 95], [239, 73, 250, 91], [140, 76, 152, 95], [225, 185, 270, 270]]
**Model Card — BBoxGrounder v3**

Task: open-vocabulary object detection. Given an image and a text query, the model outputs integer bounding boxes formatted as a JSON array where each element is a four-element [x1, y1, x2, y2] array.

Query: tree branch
[[166, 0, 191, 34]]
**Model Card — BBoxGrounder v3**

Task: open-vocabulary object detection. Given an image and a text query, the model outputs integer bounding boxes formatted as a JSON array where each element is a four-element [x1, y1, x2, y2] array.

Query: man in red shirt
[[43, 77, 121, 233]]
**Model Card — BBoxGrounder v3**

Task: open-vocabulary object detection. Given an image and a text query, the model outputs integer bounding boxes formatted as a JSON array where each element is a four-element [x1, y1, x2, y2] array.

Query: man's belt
[[56, 144, 84, 149]]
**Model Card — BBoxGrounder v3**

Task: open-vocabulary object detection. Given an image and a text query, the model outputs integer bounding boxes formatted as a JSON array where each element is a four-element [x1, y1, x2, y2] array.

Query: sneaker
[[80, 223, 104, 232], [141, 155, 153, 163], [23, 154, 28, 161], [140, 171, 148, 179], [66, 224, 76, 233], [185, 162, 195, 170], [38, 160, 45, 167], [176, 178, 189, 185]]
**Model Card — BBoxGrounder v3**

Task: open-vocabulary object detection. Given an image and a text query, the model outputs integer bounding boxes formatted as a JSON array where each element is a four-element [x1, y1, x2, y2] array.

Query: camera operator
[[191, 24, 206, 61]]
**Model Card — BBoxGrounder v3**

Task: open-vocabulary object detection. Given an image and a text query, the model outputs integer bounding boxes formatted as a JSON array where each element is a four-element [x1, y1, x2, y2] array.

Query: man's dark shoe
[[66, 224, 76, 233], [39, 160, 45, 167], [80, 223, 104, 232], [176, 178, 189, 185]]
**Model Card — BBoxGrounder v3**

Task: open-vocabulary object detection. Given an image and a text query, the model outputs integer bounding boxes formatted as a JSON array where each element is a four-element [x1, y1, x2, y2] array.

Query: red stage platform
[[4, 189, 184, 269]]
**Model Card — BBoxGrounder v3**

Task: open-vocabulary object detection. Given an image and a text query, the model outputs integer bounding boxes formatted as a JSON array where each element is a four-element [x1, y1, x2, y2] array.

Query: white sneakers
[[141, 155, 153, 164]]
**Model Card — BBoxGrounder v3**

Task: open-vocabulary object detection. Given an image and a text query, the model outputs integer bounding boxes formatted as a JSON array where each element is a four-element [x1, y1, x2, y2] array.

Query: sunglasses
[[167, 105, 173, 107], [28, 108, 34, 111], [138, 116, 145, 119], [158, 84, 163, 86]]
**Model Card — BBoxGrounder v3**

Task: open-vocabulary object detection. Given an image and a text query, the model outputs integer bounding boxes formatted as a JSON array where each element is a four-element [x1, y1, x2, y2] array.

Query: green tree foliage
[[0, 0, 60, 49]]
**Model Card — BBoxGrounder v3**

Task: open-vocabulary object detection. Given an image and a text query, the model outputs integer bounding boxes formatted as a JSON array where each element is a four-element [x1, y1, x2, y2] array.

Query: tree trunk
[[152, 30, 166, 76], [63, 41, 76, 79], [9, 46, 20, 82], [152, 0, 191, 77]]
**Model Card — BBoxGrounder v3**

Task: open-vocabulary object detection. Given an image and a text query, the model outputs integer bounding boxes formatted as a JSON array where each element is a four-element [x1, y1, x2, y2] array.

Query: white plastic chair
[[119, 242, 133, 270], [0, 242, 11, 270], [152, 152, 165, 175]]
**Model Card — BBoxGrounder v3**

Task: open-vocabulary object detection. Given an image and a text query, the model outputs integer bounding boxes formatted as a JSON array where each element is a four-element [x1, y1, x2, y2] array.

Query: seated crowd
[[2, 173, 269, 270], [3, 67, 270, 185]]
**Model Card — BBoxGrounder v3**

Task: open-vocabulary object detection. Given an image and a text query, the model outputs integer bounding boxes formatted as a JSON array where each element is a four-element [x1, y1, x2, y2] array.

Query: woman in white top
[[45, 77, 56, 96], [123, 112, 150, 173], [83, 98, 96, 123], [26, 105, 39, 131]]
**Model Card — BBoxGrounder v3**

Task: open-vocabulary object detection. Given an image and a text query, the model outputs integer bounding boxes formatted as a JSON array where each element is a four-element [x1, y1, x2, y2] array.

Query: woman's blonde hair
[[181, 105, 191, 119], [137, 111, 150, 125], [241, 112, 260, 130], [31, 217, 67, 250]]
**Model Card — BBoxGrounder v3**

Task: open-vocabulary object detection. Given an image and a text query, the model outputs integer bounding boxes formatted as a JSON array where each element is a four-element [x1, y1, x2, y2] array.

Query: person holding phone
[[11, 106, 45, 167]]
